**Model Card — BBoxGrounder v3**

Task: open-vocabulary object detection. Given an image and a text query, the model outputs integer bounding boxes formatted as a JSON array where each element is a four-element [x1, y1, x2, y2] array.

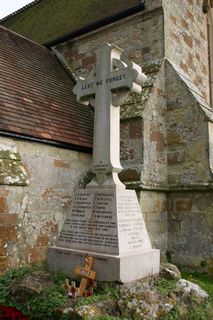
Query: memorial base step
[[48, 246, 160, 283]]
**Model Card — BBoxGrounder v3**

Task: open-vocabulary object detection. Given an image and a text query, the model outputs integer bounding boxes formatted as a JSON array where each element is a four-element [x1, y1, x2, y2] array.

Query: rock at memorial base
[[66, 305, 102, 320], [118, 278, 174, 319], [170, 279, 209, 310], [57, 299, 118, 320], [92, 299, 119, 316], [11, 271, 54, 303], [160, 263, 181, 281]]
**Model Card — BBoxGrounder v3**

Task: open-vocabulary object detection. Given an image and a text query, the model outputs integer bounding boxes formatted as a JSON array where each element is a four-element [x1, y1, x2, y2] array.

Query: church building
[[0, 0, 212, 274]]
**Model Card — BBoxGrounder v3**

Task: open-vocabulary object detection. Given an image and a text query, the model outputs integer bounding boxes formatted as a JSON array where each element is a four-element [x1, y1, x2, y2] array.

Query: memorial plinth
[[48, 43, 160, 283], [48, 188, 159, 282]]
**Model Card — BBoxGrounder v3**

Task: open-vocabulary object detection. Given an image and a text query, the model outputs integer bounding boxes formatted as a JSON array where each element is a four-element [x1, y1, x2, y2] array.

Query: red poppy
[[0, 305, 29, 320]]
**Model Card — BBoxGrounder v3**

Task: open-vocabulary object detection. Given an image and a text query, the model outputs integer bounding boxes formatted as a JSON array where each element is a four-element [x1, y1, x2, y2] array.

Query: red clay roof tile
[[0, 26, 94, 150]]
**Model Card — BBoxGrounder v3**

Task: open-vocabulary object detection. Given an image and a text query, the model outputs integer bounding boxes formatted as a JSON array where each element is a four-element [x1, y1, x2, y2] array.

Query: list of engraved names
[[58, 191, 118, 253]]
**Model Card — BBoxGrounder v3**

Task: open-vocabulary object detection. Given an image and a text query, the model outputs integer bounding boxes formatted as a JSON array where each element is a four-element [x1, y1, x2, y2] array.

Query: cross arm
[[110, 58, 147, 94], [73, 76, 96, 105]]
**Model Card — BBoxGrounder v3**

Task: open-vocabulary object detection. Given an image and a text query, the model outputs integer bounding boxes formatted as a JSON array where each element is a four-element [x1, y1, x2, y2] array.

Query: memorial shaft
[[93, 45, 122, 182]]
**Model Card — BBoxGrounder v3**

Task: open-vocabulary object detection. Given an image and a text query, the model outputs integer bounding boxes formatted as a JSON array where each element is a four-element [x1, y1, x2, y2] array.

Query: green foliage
[[0, 265, 212, 320], [165, 303, 213, 320], [154, 277, 177, 295], [0, 263, 45, 305], [51, 271, 70, 285], [75, 283, 119, 308], [181, 272, 213, 299], [0, 265, 120, 320], [164, 308, 180, 320], [184, 303, 213, 320], [25, 286, 67, 320], [165, 250, 172, 263], [96, 283, 119, 299], [0, 264, 68, 319], [165, 272, 213, 320]]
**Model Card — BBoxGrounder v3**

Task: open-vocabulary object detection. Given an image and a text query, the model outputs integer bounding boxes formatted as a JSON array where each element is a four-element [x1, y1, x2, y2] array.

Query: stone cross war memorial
[[48, 43, 160, 283]]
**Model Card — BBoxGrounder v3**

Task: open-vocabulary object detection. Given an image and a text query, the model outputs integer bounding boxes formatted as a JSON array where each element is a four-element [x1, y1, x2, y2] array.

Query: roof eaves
[[44, 0, 146, 48], [0, 130, 92, 153], [0, 0, 43, 23]]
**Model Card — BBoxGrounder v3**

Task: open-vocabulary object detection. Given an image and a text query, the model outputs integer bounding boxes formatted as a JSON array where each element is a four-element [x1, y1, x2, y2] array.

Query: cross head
[[73, 43, 147, 187]]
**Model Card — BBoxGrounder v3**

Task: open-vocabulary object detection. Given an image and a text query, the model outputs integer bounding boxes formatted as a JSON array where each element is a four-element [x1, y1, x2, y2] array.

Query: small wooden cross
[[75, 256, 96, 297]]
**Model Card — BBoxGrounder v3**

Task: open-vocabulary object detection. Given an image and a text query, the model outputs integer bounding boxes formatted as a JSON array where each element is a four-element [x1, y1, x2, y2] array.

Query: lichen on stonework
[[0, 151, 28, 186]]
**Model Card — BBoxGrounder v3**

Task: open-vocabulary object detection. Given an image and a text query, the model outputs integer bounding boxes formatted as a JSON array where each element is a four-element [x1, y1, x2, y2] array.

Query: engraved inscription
[[117, 192, 145, 251], [58, 190, 118, 254], [80, 73, 127, 92]]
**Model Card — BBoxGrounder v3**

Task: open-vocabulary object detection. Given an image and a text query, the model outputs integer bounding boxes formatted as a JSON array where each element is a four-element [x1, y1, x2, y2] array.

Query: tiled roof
[[0, 26, 94, 149], [0, 0, 144, 45]]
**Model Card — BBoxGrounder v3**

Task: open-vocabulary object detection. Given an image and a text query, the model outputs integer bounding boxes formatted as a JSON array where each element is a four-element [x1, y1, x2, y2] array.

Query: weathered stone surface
[[0, 136, 92, 273], [160, 263, 181, 280], [67, 305, 102, 320], [170, 279, 209, 314], [164, 0, 210, 102], [118, 276, 210, 319], [0, 143, 28, 186], [168, 192, 213, 273], [57, 299, 118, 320], [118, 278, 174, 319], [11, 271, 54, 302], [139, 191, 167, 253], [166, 59, 213, 187]]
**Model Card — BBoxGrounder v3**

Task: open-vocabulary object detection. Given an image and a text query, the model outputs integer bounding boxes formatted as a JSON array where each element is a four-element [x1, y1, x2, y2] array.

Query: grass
[[154, 277, 177, 295], [181, 271, 213, 299], [0, 264, 119, 320], [164, 271, 213, 320], [0, 264, 70, 319], [0, 264, 45, 306], [0, 265, 212, 320]]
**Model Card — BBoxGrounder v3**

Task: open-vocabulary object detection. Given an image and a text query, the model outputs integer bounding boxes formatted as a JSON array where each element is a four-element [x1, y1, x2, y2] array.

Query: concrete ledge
[[48, 246, 160, 283]]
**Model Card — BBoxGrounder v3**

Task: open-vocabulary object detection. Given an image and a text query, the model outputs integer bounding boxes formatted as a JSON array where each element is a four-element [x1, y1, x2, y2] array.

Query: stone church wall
[[57, 5, 164, 78], [0, 136, 91, 273], [165, 45, 213, 273], [164, 0, 210, 103], [53, 0, 213, 270], [165, 60, 213, 186], [168, 191, 213, 274]]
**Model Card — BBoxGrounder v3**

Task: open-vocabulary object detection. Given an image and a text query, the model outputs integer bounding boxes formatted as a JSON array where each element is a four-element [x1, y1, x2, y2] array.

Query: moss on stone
[[0, 149, 28, 186], [120, 60, 162, 120], [0, 150, 21, 160]]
